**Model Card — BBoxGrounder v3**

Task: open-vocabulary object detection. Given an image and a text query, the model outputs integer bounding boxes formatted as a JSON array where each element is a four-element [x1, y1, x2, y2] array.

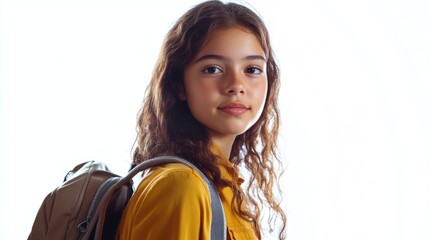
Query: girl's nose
[[224, 71, 245, 95]]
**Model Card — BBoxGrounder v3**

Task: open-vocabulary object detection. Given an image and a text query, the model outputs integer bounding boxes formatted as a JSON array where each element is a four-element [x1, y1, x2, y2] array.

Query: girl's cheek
[[200, 82, 219, 94]]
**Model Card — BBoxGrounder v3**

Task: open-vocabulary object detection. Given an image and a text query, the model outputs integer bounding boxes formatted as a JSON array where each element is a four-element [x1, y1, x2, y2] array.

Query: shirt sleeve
[[121, 166, 212, 240]]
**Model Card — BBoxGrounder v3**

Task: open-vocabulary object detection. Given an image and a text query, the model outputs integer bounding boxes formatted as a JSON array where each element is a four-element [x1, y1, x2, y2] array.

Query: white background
[[1, 0, 428, 239]]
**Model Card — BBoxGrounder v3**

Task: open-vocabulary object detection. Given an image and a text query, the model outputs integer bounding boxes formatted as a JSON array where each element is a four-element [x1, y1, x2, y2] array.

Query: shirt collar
[[210, 143, 244, 185]]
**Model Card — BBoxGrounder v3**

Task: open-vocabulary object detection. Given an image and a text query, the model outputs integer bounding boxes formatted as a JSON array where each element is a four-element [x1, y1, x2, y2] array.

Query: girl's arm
[[118, 164, 212, 239]]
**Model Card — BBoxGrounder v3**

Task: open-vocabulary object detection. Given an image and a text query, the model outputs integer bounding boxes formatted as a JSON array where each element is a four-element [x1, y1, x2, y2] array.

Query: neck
[[209, 134, 236, 159]]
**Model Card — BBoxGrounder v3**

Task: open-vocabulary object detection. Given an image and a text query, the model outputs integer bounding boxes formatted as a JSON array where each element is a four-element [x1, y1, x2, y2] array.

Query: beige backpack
[[28, 156, 226, 240]]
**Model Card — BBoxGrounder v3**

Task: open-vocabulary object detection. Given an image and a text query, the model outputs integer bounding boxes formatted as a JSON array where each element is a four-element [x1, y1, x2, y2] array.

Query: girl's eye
[[246, 66, 263, 74], [203, 66, 222, 74]]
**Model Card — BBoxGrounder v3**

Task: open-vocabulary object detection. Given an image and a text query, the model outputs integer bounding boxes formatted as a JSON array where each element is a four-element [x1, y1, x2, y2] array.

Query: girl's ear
[[177, 87, 187, 101]]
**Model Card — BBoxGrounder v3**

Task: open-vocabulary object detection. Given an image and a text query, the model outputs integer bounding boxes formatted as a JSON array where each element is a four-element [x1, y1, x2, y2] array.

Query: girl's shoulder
[[136, 163, 210, 198], [118, 163, 213, 239]]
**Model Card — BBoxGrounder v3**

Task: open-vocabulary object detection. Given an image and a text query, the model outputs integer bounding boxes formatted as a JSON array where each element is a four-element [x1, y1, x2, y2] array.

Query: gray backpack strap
[[91, 156, 226, 240], [204, 172, 227, 240]]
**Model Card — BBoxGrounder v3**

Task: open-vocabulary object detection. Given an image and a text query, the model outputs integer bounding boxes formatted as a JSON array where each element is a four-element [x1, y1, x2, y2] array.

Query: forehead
[[193, 26, 265, 60]]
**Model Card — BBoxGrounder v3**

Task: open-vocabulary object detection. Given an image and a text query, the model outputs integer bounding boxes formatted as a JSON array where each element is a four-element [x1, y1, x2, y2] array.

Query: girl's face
[[183, 26, 268, 141]]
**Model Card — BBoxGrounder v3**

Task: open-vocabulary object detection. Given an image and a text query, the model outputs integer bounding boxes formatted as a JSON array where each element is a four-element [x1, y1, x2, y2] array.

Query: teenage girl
[[117, 1, 286, 239]]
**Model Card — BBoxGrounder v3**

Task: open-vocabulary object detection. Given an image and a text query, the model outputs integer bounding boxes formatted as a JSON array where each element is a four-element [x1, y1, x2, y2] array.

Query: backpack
[[28, 156, 226, 240]]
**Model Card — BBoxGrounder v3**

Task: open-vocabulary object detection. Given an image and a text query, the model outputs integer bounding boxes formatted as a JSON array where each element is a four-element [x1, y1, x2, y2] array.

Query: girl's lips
[[218, 103, 249, 116]]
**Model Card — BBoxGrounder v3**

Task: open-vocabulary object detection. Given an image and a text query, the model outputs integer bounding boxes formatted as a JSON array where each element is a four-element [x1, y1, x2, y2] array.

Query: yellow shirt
[[117, 148, 256, 240]]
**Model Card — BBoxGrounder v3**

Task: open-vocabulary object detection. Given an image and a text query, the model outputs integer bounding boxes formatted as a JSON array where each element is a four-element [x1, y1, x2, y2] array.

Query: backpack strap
[[90, 156, 226, 240]]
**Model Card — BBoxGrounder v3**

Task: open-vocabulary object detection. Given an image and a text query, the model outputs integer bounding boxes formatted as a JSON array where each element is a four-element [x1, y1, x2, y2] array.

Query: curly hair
[[132, 1, 286, 238]]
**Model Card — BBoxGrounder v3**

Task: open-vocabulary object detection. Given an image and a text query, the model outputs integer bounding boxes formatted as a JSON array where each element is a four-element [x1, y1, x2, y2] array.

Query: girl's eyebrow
[[194, 54, 266, 63]]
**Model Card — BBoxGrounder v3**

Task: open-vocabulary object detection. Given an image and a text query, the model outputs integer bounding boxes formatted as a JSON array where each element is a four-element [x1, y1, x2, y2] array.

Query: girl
[[117, 1, 286, 239]]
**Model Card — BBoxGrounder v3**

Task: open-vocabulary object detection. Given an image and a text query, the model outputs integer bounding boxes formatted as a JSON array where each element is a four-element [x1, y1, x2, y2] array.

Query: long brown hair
[[133, 1, 286, 238]]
